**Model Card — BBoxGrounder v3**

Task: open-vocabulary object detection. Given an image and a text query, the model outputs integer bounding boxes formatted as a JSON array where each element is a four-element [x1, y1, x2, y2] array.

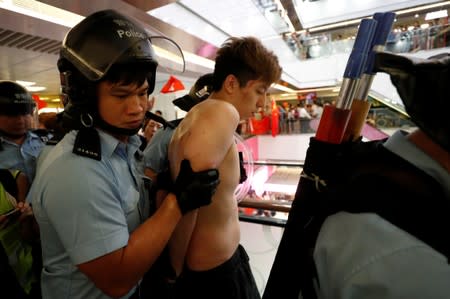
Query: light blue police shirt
[[143, 126, 174, 173], [313, 130, 450, 299], [30, 129, 149, 299], [0, 131, 49, 181]]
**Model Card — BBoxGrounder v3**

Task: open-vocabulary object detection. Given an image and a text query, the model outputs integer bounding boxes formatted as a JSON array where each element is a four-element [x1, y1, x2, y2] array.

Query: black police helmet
[[375, 51, 450, 152], [0, 81, 35, 116], [57, 9, 159, 135], [59, 9, 158, 90], [172, 73, 214, 112]]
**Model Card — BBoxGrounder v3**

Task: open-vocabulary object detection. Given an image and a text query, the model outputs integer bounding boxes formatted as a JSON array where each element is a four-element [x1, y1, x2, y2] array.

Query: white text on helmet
[[14, 93, 31, 102], [116, 29, 145, 39]]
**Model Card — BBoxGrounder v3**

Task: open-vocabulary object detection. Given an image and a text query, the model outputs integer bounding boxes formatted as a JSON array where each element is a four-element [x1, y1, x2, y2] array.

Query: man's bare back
[[168, 99, 242, 273]]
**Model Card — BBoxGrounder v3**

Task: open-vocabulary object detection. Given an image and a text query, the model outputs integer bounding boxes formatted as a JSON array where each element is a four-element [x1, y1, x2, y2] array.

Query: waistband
[[182, 244, 249, 278]]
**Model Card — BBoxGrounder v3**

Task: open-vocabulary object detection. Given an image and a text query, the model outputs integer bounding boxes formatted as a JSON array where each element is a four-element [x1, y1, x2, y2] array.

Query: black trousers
[[175, 244, 261, 299]]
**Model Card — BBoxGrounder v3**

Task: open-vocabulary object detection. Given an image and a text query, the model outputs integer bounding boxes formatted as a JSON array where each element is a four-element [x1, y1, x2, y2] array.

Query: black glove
[[156, 169, 173, 191], [173, 159, 219, 214]]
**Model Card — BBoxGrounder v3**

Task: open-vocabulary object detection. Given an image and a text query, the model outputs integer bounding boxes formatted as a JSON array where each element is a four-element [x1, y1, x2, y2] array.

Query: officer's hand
[[173, 159, 220, 214]]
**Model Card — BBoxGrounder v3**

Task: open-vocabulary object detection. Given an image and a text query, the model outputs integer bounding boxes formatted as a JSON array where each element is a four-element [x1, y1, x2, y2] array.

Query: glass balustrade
[[282, 23, 450, 61]]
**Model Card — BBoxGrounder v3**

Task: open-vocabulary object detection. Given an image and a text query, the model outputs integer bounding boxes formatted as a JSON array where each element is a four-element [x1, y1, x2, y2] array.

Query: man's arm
[[167, 100, 240, 275], [78, 160, 218, 298], [78, 193, 182, 298], [177, 100, 240, 171], [15, 171, 29, 202]]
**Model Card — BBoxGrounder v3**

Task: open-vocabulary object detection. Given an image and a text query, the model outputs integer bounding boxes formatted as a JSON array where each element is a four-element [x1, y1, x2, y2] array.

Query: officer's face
[[0, 114, 33, 137], [97, 79, 149, 138]]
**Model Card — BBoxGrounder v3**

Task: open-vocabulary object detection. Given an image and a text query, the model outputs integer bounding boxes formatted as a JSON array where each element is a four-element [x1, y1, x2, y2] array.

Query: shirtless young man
[[168, 36, 282, 298]]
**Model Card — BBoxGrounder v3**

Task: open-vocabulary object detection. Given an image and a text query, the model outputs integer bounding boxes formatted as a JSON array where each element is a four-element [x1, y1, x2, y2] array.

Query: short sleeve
[[143, 128, 173, 173], [42, 157, 129, 264]]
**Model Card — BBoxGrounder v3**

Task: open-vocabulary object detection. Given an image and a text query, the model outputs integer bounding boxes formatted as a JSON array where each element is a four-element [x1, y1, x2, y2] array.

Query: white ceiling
[[148, 0, 308, 88], [148, 0, 447, 89], [294, 0, 443, 28], [0, 0, 447, 99]]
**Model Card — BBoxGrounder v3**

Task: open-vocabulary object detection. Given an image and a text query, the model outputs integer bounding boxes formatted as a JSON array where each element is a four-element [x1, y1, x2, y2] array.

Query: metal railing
[[238, 197, 292, 227]]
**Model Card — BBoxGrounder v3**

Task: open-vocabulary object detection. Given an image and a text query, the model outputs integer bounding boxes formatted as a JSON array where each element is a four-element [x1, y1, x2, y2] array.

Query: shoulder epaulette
[[72, 128, 101, 161]]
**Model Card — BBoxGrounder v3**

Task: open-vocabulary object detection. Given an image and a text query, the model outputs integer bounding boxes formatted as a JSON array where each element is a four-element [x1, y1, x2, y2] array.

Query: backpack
[[263, 137, 449, 299]]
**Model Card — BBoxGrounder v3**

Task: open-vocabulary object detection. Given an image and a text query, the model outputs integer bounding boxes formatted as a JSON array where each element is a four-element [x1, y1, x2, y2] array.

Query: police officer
[[0, 81, 51, 181], [144, 73, 214, 181], [29, 9, 219, 299]]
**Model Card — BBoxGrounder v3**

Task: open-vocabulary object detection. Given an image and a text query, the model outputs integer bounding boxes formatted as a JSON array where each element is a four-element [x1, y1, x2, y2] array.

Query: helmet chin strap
[[95, 117, 142, 136], [71, 111, 142, 161]]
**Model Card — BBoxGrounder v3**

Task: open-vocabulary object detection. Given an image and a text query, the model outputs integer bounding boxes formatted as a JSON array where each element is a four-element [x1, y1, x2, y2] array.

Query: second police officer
[[0, 81, 52, 182]]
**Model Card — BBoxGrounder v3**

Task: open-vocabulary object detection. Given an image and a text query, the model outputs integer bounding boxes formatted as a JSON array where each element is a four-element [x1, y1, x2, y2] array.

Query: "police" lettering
[[116, 29, 145, 39]]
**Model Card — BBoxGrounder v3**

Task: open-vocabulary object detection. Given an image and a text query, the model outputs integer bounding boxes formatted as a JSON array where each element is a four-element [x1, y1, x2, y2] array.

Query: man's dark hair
[[212, 36, 282, 91]]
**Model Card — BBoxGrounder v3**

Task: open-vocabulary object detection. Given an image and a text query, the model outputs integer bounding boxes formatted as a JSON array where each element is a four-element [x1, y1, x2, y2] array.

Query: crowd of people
[[0, 8, 448, 299]]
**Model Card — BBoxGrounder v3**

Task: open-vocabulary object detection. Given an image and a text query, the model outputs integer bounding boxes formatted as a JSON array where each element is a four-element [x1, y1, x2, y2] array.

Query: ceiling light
[[396, 1, 450, 16], [26, 86, 46, 92], [0, 0, 83, 28], [425, 10, 448, 21], [308, 18, 361, 33], [295, 86, 338, 93], [15, 80, 36, 87], [279, 93, 293, 97], [16, 80, 47, 92], [272, 83, 296, 92], [2, 0, 213, 73]]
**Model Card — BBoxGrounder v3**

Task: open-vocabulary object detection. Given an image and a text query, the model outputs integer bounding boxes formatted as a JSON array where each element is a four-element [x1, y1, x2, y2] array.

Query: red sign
[[160, 75, 185, 93], [32, 94, 47, 110]]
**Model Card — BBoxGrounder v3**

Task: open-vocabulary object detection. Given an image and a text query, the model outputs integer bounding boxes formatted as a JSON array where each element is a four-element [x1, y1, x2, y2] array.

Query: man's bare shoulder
[[192, 99, 239, 123], [172, 99, 240, 169], [188, 99, 239, 130]]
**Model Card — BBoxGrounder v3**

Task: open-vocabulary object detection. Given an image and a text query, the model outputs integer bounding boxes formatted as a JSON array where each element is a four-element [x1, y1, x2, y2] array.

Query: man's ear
[[223, 74, 238, 94]]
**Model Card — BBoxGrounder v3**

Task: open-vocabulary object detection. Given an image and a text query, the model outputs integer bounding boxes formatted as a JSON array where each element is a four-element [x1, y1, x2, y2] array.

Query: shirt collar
[[97, 129, 141, 159]]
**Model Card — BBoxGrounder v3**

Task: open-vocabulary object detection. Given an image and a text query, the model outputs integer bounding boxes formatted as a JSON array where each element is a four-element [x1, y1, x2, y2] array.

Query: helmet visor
[[60, 10, 159, 81], [150, 36, 186, 75], [0, 103, 35, 116]]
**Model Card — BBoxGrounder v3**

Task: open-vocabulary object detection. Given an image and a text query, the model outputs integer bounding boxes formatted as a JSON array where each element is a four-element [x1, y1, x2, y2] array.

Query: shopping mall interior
[[1, 0, 449, 295], [1, 0, 449, 108]]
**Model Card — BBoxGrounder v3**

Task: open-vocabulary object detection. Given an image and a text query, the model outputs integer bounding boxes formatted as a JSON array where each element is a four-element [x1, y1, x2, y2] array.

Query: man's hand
[[173, 159, 219, 214]]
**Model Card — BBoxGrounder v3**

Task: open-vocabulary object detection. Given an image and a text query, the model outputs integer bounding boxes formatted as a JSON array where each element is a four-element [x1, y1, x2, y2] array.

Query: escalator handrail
[[238, 198, 291, 213]]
